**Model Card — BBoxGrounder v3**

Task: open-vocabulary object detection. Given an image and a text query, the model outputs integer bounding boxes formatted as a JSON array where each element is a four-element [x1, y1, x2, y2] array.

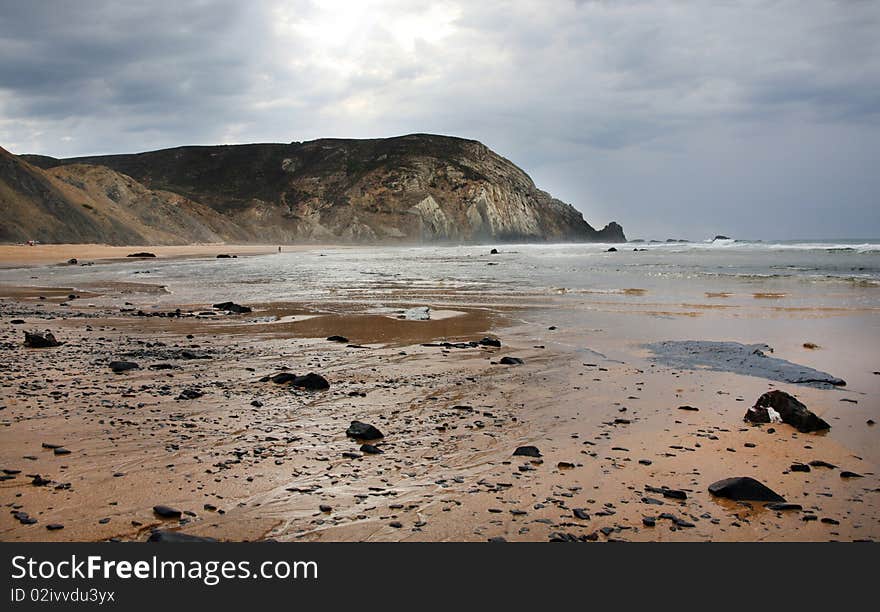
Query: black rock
[[678, 405, 699, 411], [745, 390, 831, 433], [327, 335, 349, 343], [790, 463, 811, 472], [499, 356, 524, 365], [708, 477, 786, 502], [360, 444, 384, 454], [53, 447, 71, 456], [268, 372, 298, 384], [147, 530, 217, 542], [212, 301, 252, 314], [292, 373, 330, 390], [346, 421, 384, 440], [809, 460, 837, 469], [840, 471, 863, 479], [149, 363, 174, 370], [642, 517, 656, 527], [216, 254, 233, 258], [662, 489, 687, 500], [46, 523, 64, 531], [109, 361, 139, 373], [176, 389, 204, 400], [250, 400, 263, 407], [766, 502, 803, 511], [478, 337, 501, 348], [319, 504, 332, 513], [10, 319, 25, 324], [573, 508, 590, 520], [127, 252, 156, 258], [153, 505, 183, 519], [24, 331, 61, 348], [490, 248, 499, 254], [513, 445, 541, 458]]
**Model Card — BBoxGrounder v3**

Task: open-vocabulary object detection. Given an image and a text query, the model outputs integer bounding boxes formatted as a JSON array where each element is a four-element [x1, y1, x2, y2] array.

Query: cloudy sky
[[1, 0, 878, 240]]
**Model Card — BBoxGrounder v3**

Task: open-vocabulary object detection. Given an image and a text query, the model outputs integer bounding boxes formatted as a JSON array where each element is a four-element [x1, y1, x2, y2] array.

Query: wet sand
[[0, 273, 878, 542], [0, 243, 331, 268]]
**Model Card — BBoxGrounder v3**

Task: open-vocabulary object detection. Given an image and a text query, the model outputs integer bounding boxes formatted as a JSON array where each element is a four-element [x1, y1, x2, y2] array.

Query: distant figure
[[278, 246, 282, 253]]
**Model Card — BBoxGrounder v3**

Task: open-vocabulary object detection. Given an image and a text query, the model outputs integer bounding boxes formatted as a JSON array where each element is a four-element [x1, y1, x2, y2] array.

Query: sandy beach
[[0, 243, 331, 268], [0, 243, 878, 542]]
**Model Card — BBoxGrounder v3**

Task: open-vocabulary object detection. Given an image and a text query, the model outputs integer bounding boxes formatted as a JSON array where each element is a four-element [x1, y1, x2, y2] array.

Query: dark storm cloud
[[1, 0, 878, 239]]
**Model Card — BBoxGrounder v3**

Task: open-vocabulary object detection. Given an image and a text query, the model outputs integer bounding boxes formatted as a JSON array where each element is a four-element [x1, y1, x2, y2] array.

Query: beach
[[0, 241, 878, 542]]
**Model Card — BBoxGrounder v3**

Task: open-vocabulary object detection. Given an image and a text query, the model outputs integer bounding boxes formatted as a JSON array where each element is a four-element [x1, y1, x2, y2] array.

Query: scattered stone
[[326, 335, 349, 343], [790, 463, 811, 473], [53, 447, 71, 456], [840, 471, 863, 479], [809, 460, 837, 469], [292, 373, 330, 390], [360, 444, 384, 454], [213, 301, 252, 314], [708, 477, 786, 502], [346, 421, 384, 440], [46, 523, 64, 531], [478, 337, 501, 348], [745, 390, 831, 433], [147, 530, 217, 542], [573, 508, 590, 520], [499, 356, 524, 365], [678, 405, 699, 411], [109, 361, 139, 373], [176, 389, 204, 400], [24, 331, 61, 348], [127, 252, 156, 258], [766, 503, 802, 511], [153, 505, 183, 519], [319, 505, 332, 513], [513, 445, 541, 458]]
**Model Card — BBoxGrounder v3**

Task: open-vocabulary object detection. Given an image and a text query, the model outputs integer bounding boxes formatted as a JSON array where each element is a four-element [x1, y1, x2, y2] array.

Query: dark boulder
[[268, 372, 297, 384], [24, 331, 61, 348], [346, 421, 384, 440], [153, 505, 183, 519], [213, 301, 252, 314], [499, 356, 524, 365], [175, 389, 204, 400], [327, 335, 349, 343], [513, 445, 542, 458], [292, 373, 330, 390], [745, 390, 830, 433], [109, 361, 139, 373], [147, 530, 217, 542], [478, 337, 501, 348], [606, 247, 618, 252], [127, 252, 156, 258], [360, 444, 384, 454], [708, 477, 785, 502], [490, 248, 499, 255]]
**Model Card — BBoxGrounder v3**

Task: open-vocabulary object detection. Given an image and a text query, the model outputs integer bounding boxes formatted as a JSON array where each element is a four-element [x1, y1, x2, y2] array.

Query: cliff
[[9, 134, 625, 244]]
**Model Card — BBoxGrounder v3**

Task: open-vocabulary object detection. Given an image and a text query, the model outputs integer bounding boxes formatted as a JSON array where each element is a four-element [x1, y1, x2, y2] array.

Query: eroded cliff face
[[13, 134, 625, 244]]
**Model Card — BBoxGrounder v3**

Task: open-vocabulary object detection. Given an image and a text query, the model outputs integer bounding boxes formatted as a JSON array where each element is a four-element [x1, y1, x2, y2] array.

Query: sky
[[1, 0, 878, 240]]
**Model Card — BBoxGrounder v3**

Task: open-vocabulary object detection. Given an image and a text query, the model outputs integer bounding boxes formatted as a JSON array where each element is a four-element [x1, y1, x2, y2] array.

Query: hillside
[[10, 134, 625, 244]]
